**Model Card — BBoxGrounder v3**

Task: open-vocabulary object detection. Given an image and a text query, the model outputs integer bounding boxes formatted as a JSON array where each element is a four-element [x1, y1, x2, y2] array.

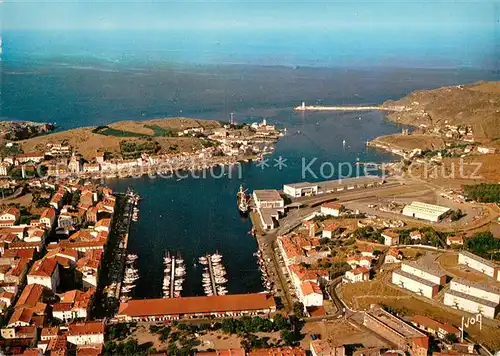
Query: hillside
[[381, 81, 500, 140], [19, 117, 221, 160]]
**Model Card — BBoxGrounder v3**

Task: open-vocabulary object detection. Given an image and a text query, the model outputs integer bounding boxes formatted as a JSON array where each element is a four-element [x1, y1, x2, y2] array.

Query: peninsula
[[3, 117, 281, 179]]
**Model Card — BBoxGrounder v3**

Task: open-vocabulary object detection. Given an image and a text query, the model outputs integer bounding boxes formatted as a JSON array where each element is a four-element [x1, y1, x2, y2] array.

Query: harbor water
[[2, 31, 499, 298]]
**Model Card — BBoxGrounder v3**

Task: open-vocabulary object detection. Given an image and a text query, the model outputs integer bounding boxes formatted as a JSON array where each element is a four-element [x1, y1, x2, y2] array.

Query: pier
[[294, 102, 406, 112], [170, 255, 176, 299], [206, 255, 218, 296]]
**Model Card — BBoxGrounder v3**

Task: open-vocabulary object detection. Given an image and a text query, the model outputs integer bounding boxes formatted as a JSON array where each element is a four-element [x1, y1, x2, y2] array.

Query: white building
[[321, 203, 345, 217], [401, 261, 447, 286], [402, 202, 450, 222], [298, 281, 323, 307], [343, 267, 370, 284], [449, 278, 500, 304], [458, 251, 500, 280], [40, 207, 56, 229], [52, 289, 94, 322], [382, 230, 400, 246], [444, 290, 498, 319], [66, 322, 104, 346], [83, 163, 100, 173], [252, 190, 284, 210], [0, 162, 10, 176], [27, 259, 60, 291], [477, 147, 496, 154], [283, 182, 318, 197], [392, 269, 439, 299], [322, 223, 338, 239]]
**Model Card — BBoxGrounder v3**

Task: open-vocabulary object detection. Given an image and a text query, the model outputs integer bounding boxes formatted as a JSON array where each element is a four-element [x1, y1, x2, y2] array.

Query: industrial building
[[252, 190, 284, 230], [283, 182, 318, 197], [402, 202, 451, 222], [363, 305, 429, 356], [252, 190, 284, 211], [317, 176, 384, 194], [392, 269, 439, 299], [282, 176, 384, 198], [458, 251, 500, 281], [444, 289, 499, 319], [115, 293, 276, 322]]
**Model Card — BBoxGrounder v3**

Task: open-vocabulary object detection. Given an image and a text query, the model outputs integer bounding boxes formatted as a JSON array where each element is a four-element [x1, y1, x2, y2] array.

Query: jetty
[[163, 252, 186, 298], [206, 256, 218, 295], [200, 253, 228, 296], [294, 102, 406, 112], [170, 255, 176, 298]]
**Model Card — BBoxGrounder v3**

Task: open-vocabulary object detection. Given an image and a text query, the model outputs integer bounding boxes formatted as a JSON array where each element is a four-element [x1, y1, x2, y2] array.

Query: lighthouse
[[301, 102, 306, 110]]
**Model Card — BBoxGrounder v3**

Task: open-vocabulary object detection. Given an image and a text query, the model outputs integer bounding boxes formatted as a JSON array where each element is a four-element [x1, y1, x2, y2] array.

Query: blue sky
[[3, 1, 499, 31]]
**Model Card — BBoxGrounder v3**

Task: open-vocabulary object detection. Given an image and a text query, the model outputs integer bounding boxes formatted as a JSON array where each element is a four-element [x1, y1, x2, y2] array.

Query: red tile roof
[[118, 294, 276, 318], [68, 321, 104, 336], [248, 347, 306, 356], [29, 258, 58, 277], [2, 248, 36, 259], [41, 207, 56, 220], [197, 349, 245, 356], [41, 327, 61, 338], [8, 307, 33, 325], [300, 281, 322, 296], [350, 267, 370, 275], [16, 284, 45, 308]]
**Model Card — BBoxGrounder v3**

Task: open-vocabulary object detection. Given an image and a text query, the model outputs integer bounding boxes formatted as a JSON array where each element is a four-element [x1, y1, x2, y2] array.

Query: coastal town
[[0, 82, 499, 356]]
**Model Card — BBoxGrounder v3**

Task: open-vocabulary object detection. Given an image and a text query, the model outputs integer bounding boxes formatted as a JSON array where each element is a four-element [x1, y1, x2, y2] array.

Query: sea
[[1, 30, 499, 298]]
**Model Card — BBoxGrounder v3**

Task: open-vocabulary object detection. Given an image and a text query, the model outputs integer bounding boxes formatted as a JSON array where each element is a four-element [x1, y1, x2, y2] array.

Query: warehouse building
[[402, 202, 450, 222], [283, 182, 318, 198], [392, 269, 439, 299], [458, 251, 500, 281], [252, 190, 285, 230], [252, 190, 284, 211], [115, 294, 276, 322], [317, 176, 384, 194], [444, 289, 499, 319]]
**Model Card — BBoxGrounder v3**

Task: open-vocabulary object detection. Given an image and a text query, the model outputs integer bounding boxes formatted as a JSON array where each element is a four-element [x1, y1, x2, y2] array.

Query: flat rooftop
[[451, 277, 500, 295], [366, 306, 426, 339], [259, 208, 279, 226], [318, 176, 383, 191], [445, 289, 499, 308], [253, 190, 283, 202], [283, 182, 318, 189], [403, 202, 450, 216], [393, 268, 439, 288], [403, 258, 447, 278], [118, 293, 276, 317], [459, 250, 499, 269]]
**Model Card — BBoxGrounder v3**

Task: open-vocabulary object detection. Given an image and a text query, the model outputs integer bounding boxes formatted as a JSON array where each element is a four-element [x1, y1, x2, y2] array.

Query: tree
[[293, 302, 305, 318], [444, 333, 459, 344]]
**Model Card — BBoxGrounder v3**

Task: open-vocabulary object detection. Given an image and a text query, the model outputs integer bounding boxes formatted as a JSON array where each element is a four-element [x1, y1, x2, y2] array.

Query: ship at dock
[[236, 185, 249, 216], [162, 251, 186, 298]]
